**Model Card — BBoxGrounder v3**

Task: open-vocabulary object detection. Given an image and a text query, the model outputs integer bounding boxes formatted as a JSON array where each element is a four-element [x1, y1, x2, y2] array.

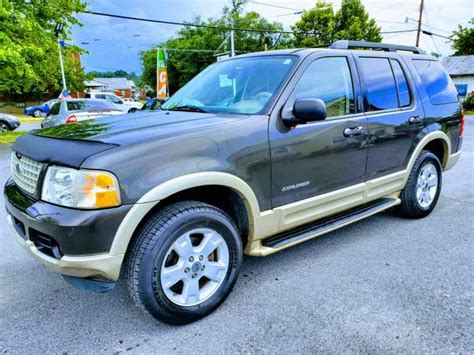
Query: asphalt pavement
[[0, 119, 473, 354], [17, 123, 40, 132]]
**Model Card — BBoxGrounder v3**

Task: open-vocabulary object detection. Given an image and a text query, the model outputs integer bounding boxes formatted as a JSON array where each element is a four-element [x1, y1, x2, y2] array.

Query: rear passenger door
[[354, 54, 425, 179]]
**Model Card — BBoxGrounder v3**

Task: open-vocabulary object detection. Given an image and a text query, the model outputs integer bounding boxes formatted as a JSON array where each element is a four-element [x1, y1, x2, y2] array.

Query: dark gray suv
[[5, 41, 463, 324]]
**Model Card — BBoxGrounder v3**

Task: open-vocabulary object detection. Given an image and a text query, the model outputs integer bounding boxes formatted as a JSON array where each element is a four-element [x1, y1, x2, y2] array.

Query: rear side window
[[48, 102, 60, 116], [390, 60, 411, 107], [412, 60, 458, 105], [359, 57, 399, 111], [294, 57, 355, 117]]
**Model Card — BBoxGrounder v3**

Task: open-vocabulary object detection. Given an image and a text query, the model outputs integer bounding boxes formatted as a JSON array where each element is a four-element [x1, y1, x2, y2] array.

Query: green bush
[[462, 93, 474, 110]]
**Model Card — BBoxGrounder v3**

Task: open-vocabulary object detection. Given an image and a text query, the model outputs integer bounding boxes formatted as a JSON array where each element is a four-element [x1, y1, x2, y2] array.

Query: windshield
[[162, 56, 296, 115]]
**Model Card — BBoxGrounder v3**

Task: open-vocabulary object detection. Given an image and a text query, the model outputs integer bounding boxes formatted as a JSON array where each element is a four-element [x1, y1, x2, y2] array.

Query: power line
[[249, 1, 302, 12], [83, 10, 296, 34], [82, 10, 426, 36]]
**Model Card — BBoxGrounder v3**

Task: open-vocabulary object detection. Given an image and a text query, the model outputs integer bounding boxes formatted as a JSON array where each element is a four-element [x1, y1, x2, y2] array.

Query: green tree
[[140, 2, 290, 94], [292, 0, 382, 47], [0, 0, 87, 99], [334, 0, 382, 42], [292, 2, 336, 47], [451, 19, 474, 55]]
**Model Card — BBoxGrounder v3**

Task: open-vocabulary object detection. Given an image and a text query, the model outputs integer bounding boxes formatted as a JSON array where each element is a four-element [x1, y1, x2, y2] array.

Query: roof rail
[[330, 40, 425, 54]]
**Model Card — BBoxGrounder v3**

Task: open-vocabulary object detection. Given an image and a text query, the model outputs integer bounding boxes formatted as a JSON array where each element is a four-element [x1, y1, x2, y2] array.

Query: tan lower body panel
[[246, 196, 400, 256], [249, 171, 405, 245]]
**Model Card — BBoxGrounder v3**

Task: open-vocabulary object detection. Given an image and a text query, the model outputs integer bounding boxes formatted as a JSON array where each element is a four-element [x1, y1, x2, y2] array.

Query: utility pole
[[57, 41, 67, 91], [230, 28, 235, 57], [415, 0, 424, 47], [54, 23, 67, 92]]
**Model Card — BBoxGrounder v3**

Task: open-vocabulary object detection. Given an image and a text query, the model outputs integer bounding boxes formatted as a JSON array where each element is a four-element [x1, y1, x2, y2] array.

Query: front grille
[[11, 152, 45, 195]]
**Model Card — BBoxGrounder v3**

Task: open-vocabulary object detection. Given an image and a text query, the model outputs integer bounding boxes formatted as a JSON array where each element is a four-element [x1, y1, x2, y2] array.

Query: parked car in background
[[24, 99, 58, 118], [140, 98, 167, 111], [85, 92, 143, 112], [41, 99, 124, 128], [0, 113, 21, 132]]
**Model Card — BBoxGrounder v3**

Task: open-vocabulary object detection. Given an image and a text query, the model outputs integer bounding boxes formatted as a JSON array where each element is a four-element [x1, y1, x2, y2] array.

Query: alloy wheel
[[416, 162, 438, 209], [158, 228, 229, 307]]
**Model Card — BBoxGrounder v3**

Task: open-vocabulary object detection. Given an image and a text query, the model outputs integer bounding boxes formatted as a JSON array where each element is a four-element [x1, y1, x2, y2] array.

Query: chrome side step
[[262, 197, 400, 249]]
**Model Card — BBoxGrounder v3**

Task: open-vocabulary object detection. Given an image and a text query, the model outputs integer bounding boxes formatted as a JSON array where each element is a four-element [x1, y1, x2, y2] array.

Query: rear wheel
[[126, 201, 243, 324], [397, 151, 442, 219], [33, 109, 41, 117]]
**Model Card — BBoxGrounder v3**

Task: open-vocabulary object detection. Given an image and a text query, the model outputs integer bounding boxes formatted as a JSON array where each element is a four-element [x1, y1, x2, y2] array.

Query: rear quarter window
[[412, 59, 458, 105]]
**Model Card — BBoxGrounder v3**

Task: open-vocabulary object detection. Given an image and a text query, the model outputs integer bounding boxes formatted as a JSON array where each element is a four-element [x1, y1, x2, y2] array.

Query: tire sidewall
[[137, 208, 242, 323], [411, 152, 442, 215]]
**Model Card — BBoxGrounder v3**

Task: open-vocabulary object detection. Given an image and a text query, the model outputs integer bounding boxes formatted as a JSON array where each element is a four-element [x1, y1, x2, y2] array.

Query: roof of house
[[84, 79, 107, 87], [92, 78, 136, 90], [441, 55, 474, 76]]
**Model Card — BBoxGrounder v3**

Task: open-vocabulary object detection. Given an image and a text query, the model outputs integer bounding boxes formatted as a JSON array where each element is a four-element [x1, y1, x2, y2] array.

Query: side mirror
[[284, 98, 327, 125]]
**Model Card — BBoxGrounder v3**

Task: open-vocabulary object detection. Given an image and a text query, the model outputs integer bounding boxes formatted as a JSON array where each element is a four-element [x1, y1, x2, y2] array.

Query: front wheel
[[0, 122, 9, 132], [397, 150, 442, 219], [33, 109, 42, 117], [126, 201, 243, 324]]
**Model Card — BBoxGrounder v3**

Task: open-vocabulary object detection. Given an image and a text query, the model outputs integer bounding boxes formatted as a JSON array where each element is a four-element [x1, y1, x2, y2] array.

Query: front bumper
[[4, 180, 131, 281]]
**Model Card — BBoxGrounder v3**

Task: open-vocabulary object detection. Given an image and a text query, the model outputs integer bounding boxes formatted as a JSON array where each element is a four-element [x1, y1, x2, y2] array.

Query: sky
[[71, 0, 474, 74]]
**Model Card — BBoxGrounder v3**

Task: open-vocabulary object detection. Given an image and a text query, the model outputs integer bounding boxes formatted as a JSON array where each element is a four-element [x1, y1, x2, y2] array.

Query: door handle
[[409, 115, 423, 124], [343, 126, 365, 138]]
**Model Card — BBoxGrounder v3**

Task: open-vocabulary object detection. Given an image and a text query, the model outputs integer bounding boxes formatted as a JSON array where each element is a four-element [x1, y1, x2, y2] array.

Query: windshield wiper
[[166, 105, 209, 113]]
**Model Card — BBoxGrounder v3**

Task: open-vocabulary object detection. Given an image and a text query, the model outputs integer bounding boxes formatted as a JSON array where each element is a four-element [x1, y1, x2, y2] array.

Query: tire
[[397, 150, 442, 219], [33, 109, 41, 118], [0, 122, 9, 132], [126, 201, 243, 325], [128, 108, 137, 113]]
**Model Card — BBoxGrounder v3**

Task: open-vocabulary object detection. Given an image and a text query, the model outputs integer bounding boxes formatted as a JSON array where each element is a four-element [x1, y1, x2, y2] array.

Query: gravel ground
[[0, 119, 472, 354]]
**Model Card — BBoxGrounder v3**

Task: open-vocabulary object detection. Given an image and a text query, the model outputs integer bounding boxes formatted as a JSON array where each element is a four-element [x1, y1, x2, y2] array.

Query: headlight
[[41, 166, 121, 209]]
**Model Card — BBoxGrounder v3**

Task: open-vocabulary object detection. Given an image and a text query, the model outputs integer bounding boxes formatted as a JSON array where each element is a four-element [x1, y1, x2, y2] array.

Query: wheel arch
[[407, 131, 451, 175], [109, 172, 261, 257]]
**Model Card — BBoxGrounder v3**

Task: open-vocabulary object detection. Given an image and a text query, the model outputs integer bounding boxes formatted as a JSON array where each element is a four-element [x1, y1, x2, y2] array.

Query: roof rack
[[330, 40, 425, 54]]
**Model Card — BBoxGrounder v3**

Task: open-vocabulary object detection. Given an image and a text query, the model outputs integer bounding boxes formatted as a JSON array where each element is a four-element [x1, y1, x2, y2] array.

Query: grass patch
[[19, 115, 43, 124], [0, 131, 27, 144], [464, 110, 474, 116]]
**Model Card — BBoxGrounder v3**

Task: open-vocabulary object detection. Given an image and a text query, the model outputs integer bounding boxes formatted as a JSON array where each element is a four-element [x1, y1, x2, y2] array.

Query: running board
[[262, 197, 400, 250]]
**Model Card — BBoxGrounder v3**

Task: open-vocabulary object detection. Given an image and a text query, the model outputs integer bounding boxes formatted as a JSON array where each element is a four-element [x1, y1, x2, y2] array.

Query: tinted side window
[[359, 57, 398, 111], [412, 60, 458, 105], [294, 57, 355, 117], [48, 102, 60, 116], [390, 59, 411, 107]]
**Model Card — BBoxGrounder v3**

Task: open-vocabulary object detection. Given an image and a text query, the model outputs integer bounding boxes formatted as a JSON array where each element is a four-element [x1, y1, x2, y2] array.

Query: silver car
[[41, 99, 124, 128], [0, 113, 21, 132]]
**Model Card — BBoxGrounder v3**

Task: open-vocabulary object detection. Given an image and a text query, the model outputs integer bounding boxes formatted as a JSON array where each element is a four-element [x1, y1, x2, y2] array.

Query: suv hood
[[34, 110, 243, 145]]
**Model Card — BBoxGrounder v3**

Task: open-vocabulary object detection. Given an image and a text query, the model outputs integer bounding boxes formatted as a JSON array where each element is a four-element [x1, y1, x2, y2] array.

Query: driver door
[[270, 55, 368, 207]]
